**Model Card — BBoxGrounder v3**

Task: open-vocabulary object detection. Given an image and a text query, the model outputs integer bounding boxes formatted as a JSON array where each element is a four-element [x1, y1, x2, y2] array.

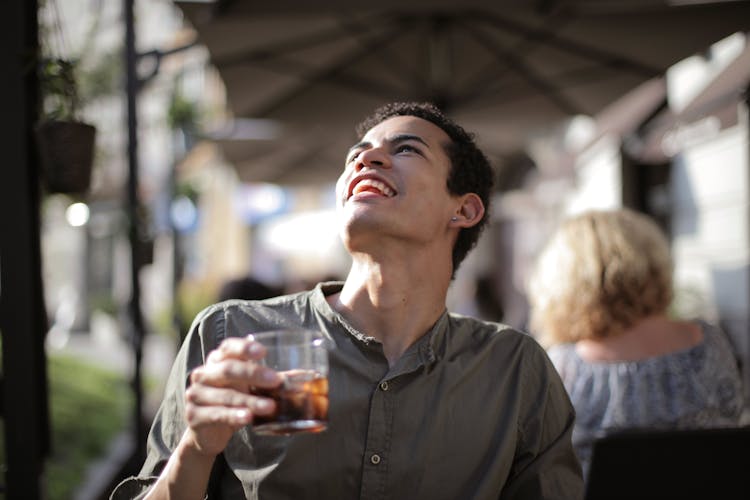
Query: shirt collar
[[311, 281, 450, 368]]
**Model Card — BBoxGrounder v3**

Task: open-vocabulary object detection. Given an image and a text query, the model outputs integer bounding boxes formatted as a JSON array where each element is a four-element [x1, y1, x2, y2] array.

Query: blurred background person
[[526, 208, 746, 481]]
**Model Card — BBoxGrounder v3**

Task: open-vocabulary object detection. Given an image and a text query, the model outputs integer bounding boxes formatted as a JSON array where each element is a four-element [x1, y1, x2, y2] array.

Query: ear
[[450, 193, 485, 228]]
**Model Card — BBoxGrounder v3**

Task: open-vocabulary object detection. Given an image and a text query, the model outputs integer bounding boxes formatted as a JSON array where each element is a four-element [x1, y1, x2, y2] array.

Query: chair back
[[585, 426, 750, 500]]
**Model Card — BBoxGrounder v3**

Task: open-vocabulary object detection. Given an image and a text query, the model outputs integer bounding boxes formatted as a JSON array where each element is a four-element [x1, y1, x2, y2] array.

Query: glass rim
[[248, 328, 333, 349]]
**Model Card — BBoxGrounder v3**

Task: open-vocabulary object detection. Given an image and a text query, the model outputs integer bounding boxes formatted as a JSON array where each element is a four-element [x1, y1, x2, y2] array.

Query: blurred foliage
[[149, 275, 214, 340], [38, 57, 82, 121], [38, 0, 118, 113], [90, 292, 118, 316], [78, 48, 123, 101], [151, 304, 178, 339], [175, 179, 201, 203], [177, 278, 219, 334], [0, 353, 130, 499], [145, 278, 217, 342], [45, 354, 131, 499], [167, 92, 201, 132]]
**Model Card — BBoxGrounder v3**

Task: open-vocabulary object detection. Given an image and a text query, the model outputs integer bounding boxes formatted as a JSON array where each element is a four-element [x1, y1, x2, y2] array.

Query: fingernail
[[254, 399, 273, 412], [247, 343, 262, 355], [262, 369, 279, 382]]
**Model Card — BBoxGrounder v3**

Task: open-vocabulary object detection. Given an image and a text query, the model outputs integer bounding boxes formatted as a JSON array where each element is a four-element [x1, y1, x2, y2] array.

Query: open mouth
[[347, 177, 396, 200]]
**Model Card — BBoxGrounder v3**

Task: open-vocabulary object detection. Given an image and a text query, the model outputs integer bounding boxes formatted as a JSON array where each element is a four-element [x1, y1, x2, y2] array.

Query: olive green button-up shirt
[[112, 282, 583, 499]]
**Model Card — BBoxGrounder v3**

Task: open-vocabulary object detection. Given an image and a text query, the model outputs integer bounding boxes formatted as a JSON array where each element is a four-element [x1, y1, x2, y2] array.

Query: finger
[[185, 385, 276, 416], [185, 402, 255, 428], [190, 359, 281, 389], [208, 336, 267, 363]]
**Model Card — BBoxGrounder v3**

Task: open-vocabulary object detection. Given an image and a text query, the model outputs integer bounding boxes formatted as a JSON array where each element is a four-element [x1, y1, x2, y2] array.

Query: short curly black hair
[[356, 102, 495, 276]]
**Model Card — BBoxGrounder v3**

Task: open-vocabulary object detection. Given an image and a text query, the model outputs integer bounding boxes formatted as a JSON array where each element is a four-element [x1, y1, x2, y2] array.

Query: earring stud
[[451, 216, 458, 222]]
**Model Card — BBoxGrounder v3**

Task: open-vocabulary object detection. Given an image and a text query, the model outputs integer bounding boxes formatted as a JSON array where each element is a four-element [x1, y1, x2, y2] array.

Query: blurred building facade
[[494, 32, 750, 400]]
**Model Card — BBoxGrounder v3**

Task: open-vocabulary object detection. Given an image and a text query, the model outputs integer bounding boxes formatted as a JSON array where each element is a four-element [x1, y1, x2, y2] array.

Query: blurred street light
[[65, 202, 90, 227]]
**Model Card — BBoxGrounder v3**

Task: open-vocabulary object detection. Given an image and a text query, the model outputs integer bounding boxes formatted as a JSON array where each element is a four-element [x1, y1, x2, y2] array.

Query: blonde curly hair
[[528, 208, 673, 347]]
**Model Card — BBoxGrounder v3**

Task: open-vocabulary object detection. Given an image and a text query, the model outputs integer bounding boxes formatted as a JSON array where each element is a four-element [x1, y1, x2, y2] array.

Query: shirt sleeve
[[109, 306, 225, 499], [500, 336, 584, 500]]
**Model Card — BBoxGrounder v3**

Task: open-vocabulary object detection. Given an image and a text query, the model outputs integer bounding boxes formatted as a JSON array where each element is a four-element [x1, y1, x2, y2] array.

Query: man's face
[[336, 115, 458, 250]]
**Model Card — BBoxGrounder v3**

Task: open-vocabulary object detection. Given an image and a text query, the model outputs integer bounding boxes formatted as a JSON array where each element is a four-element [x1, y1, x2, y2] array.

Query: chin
[[341, 214, 387, 245]]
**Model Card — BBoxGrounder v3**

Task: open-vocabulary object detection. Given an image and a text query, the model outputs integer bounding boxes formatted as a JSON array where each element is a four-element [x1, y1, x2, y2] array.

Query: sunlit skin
[[143, 115, 485, 500], [337, 119, 458, 251], [328, 115, 484, 364], [145, 336, 282, 500]]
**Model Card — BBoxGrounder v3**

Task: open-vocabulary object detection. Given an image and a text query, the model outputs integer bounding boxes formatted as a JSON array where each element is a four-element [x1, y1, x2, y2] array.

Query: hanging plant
[[36, 57, 97, 195], [39, 57, 80, 120], [35, 0, 97, 196]]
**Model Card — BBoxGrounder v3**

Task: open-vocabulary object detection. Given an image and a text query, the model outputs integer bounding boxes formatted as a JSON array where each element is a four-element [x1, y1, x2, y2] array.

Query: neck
[[328, 247, 453, 366], [576, 314, 703, 362]]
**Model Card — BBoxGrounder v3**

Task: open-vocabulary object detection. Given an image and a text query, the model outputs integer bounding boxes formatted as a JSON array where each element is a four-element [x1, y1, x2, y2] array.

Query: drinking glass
[[250, 328, 331, 436]]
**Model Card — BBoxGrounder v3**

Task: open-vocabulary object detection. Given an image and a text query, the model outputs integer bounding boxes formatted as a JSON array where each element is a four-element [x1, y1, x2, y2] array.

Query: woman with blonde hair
[[528, 208, 745, 479]]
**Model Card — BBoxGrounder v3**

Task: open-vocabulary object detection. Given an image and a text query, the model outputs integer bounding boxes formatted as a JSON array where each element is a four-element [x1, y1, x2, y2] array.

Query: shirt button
[[379, 381, 389, 391], [370, 454, 381, 465]]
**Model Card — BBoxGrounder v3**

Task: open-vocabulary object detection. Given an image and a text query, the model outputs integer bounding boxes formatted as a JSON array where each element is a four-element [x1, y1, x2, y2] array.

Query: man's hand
[[183, 335, 282, 457]]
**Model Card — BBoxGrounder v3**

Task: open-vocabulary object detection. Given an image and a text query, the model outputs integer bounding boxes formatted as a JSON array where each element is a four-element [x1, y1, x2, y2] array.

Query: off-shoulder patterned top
[[547, 320, 746, 480]]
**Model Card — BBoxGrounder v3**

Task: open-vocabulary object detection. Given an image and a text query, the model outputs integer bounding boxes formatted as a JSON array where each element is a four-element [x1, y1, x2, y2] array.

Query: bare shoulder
[[577, 316, 704, 362]]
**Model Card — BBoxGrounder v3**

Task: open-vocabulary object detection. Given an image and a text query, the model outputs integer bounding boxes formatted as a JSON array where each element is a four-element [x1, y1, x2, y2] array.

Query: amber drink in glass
[[250, 329, 331, 436]]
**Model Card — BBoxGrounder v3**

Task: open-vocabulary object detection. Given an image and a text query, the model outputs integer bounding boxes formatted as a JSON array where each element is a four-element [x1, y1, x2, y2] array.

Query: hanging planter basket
[[36, 119, 96, 195]]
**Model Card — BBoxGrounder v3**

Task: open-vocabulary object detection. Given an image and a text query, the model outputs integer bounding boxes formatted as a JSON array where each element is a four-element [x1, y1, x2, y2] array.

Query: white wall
[[666, 32, 750, 397], [670, 111, 749, 388], [565, 134, 623, 215]]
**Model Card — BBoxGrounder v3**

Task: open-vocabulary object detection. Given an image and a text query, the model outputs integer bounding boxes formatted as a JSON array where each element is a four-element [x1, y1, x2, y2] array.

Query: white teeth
[[353, 178, 395, 197]]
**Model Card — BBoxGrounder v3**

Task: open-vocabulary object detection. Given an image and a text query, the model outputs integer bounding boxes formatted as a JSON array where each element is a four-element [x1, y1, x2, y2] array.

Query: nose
[[356, 146, 390, 171]]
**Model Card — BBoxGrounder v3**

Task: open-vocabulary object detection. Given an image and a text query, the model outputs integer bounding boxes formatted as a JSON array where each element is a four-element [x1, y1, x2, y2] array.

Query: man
[[112, 102, 583, 499]]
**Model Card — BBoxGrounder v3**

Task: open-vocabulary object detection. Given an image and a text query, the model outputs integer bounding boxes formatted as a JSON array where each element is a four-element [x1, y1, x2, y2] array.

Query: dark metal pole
[[170, 158, 187, 346], [0, 0, 49, 497], [124, 0, 147, 458], [745, 88, 750, 402]]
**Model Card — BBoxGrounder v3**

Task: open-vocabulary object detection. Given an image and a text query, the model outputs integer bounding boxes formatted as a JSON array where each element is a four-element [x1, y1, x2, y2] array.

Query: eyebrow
[[346, 134, 431, 158]]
